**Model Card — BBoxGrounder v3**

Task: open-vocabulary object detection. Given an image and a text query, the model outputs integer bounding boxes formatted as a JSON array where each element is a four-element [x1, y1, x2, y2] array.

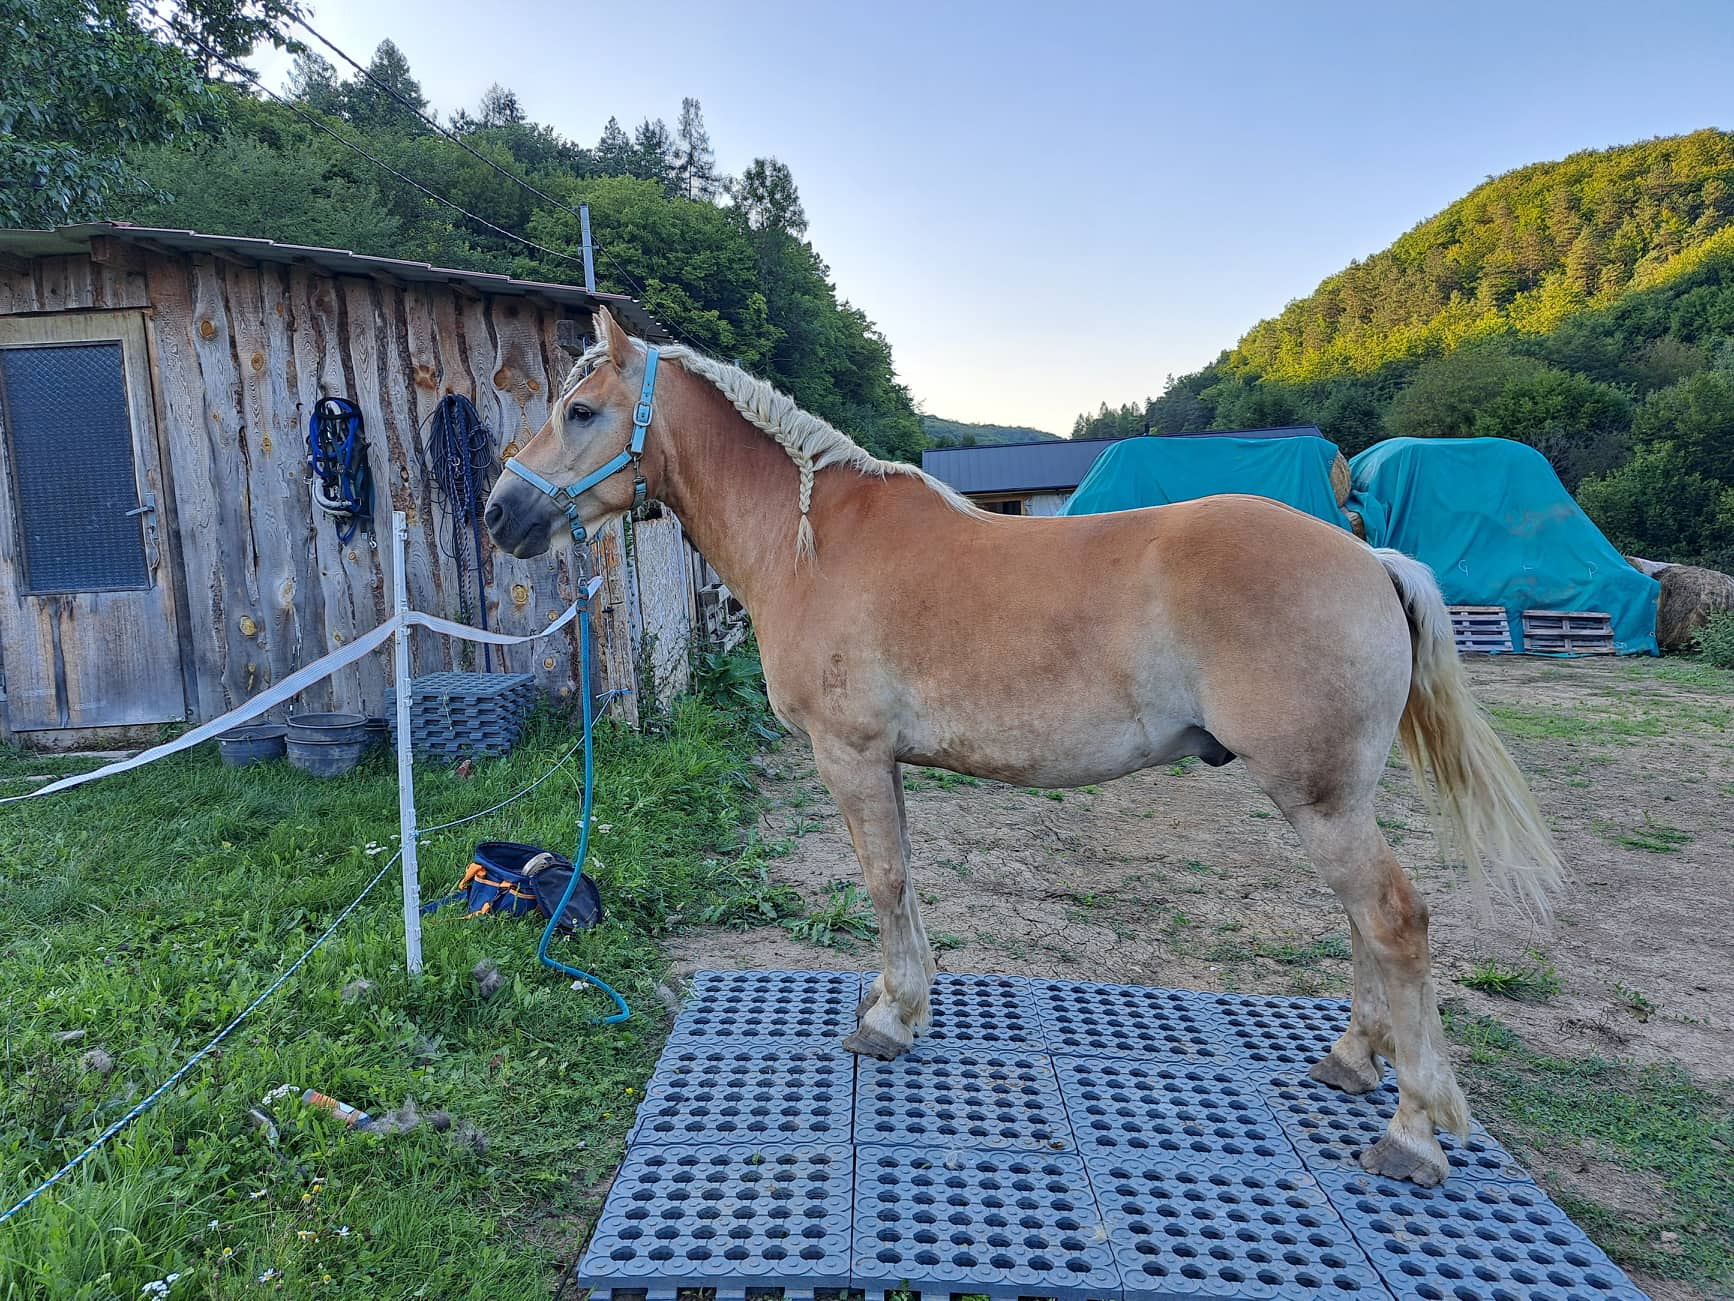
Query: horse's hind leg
[[811, 744, 934, 1059], [1283, 802, 1468, 1186]]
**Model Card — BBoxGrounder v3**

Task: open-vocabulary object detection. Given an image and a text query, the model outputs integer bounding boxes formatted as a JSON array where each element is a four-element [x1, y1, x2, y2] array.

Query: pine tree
[[477, 83, 525, 128], [632, 118, 676, 192], [342, 40, 428, 134], [595, 116, 634, 174], [673, 97, 719, 202], [286, 51, 343, 116], [732, 158, 806, 235]]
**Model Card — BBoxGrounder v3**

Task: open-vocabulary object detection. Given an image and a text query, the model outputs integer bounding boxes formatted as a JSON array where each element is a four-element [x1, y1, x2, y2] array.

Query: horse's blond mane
[[572, 336, 977, 556]]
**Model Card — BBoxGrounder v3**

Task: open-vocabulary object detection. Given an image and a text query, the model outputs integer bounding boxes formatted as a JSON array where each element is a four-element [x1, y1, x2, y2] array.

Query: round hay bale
[[1652, 564, 1734, 650], [1347, 510, 1366, 540], [1331, 452, 1352, 507], [1624, 554, 1673, 578]]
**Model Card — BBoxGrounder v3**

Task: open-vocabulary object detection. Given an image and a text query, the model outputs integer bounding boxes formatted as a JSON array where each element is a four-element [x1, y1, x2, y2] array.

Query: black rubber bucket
[[217, 724, 286, 767], [286, 735, 368, 778], [286, 712, 368, 742]]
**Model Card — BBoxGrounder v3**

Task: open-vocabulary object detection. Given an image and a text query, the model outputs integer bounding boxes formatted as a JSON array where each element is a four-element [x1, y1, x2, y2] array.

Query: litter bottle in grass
[[301, 1090, 373, 1129]]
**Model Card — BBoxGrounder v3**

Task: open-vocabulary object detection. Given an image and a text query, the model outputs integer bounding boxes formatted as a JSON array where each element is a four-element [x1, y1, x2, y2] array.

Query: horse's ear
[[595, 306, 630, 369]]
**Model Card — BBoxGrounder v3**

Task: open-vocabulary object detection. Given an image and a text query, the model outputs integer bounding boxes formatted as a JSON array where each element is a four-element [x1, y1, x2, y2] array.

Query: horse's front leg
[[811, 743, 934, 1059]]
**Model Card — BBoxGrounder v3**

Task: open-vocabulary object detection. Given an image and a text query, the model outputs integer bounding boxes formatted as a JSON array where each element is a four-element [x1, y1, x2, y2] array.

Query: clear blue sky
[[259, 1, 1734, 433]]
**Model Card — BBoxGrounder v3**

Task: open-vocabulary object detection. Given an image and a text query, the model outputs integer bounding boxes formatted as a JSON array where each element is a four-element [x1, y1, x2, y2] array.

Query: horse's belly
[[898, 713, 1202, 788]]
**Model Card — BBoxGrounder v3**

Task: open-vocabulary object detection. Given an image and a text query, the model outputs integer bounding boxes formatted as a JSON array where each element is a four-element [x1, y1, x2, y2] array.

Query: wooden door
[[0, 311, 186, 732]]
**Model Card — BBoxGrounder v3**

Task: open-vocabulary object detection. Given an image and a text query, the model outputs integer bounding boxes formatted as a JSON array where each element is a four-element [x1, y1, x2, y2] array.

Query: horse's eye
[[567, 402, 593, 424]]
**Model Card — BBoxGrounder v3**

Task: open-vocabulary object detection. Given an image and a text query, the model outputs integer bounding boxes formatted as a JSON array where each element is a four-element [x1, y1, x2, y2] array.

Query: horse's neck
[[648, 375, 812, 610]]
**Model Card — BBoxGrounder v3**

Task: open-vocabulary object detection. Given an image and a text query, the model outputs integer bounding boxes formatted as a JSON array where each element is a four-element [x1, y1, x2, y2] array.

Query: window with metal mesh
[[1, 342, 149, 593]]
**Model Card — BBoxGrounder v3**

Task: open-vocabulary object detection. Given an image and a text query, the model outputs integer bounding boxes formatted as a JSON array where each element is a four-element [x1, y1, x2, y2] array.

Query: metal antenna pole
[[579, 203, 597, 293], [392, 511, 424, 976]]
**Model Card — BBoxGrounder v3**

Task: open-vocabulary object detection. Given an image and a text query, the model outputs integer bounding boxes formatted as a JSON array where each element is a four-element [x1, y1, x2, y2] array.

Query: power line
[[144, 6, 590, 270], [148, 7, 711, 353], [284, 13, 707, 352]]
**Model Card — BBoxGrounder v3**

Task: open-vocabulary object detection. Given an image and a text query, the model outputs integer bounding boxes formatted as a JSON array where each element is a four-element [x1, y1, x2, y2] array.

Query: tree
[[0, 0, 261, 225], [286, 50, 344, 115], [1578, 442, 1734, 567], [732, 158, 806, 236], [1469, 367, 1632, 488], [631, 118, 675, 191], [594, 116, 634, 175], [341, 39, 427, 134], [1630, 368, 1734, 485], [476, 82, 524, 128], [131, 130, 401, 252], [673, 97, 719, 202], [1386, 346, 1543, 441]]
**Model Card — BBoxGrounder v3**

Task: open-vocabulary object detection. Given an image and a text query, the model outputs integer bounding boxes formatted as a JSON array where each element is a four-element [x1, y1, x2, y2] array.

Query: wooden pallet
[[1449, 605, 1513, 654], [1521, 609, 1616, 655]]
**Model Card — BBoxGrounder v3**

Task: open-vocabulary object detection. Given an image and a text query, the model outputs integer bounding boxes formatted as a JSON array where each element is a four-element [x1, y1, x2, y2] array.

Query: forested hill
[[117, 43, 926, 460], [1072, 130, 1734, 571], [1233, 130, 1734, 381], [921, 415, 1060, 447]]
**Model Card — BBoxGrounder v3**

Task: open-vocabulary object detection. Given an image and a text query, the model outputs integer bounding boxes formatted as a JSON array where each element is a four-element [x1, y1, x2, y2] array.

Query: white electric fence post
[[392, 511, 424, 976]]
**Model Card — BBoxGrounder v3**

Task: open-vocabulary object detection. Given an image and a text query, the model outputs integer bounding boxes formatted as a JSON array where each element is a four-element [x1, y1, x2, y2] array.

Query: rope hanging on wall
[[423, 393, 500, 669], [308, 396, 374, 543]]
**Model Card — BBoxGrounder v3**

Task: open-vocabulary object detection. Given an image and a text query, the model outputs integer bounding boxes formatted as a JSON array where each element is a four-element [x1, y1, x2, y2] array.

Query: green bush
[[1694, 609, 1734, 668]]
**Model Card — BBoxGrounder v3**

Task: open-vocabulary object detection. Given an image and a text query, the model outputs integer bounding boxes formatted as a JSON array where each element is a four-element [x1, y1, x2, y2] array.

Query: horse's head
[[484, 308, 654, 557]]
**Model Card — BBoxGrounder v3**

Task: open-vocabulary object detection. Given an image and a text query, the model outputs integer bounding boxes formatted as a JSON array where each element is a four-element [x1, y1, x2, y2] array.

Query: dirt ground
[[668, 655, 1733, 1299]]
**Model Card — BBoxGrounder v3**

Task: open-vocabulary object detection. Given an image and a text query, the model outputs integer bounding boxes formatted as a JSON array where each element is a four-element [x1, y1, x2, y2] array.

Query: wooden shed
[[0, 222, 699, 746]]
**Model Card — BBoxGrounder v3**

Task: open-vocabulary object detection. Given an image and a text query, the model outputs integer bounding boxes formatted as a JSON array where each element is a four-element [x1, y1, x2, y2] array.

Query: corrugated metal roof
[[921, 438, 1119, 494], [0, 223, 669, 341], [921, 427, 1331, 495]]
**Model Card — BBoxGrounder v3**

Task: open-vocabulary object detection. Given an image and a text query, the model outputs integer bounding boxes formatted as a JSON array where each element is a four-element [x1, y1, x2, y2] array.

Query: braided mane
[[572, 338, 974, 556]]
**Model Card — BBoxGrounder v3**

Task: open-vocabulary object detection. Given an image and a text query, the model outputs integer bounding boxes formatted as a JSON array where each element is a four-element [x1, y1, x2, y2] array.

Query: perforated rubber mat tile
[[1033, 980, 1228, 1063], [854, 1144, 1121, 1301], [856, 1049, 1071, 1152], [1259, 1072, 1534, 1184], [866, 970, 1047, 1051], [628, 1043, 855, 1146], [664, 969, 863, 1048], [579, 971, 1646, 1300], [1196, 992, 1369, 1079], [1319, 1171, 1647, 1300], [1056, 1056, 1299, 1167], [577, 1142, 854, 1301], [1087, 1154, 1392, 1300]]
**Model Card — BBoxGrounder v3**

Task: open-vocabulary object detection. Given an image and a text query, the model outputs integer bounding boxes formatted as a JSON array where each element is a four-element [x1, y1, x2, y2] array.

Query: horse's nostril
[[483, 500, 506, 534]]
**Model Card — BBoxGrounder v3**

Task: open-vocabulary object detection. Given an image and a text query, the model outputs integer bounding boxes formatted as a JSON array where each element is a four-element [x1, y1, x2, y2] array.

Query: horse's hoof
[[1309, 1048, 1382, 1095], [855, 989, 881, 1023], [1361, 1131, 1450, 1186], [842, 1026, 908, 1061]]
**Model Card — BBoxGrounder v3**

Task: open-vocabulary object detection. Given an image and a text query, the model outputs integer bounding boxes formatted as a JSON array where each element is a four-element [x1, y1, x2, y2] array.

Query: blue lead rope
[[534, 586, 630, 1024]]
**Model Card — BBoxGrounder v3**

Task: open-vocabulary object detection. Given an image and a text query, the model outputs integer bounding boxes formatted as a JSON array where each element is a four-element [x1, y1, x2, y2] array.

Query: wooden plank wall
[[0, 246, 709, 726]]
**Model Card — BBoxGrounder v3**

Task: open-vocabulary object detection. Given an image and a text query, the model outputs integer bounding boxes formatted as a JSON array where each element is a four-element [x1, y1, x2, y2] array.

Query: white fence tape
[[0, 577, 601, 807]]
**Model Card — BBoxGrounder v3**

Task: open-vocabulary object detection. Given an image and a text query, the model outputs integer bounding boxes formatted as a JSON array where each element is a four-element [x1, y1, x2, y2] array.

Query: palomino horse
[[485, 309, 1562, 1186]]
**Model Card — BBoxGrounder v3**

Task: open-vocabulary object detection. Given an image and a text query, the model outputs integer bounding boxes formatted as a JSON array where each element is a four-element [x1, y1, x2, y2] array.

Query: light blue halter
[[504, 346, 661, 543]]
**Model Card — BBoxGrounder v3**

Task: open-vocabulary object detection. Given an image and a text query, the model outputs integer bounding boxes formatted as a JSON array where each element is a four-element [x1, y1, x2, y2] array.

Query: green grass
[[0, 676, 776, 1299], [1597, 815, 1695, 854], [1459, 954, 1564, 1001], [1445, 1008, 1734, 1290]]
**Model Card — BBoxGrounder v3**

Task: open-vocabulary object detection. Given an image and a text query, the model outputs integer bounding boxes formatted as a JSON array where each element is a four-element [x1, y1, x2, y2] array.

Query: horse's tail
[[1374, 548, 1564, 919]]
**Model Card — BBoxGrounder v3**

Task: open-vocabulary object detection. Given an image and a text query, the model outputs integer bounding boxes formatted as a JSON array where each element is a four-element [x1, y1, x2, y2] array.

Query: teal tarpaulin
[[1063, 434, 1351, 528], [1350, 438, 1659, 655]]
